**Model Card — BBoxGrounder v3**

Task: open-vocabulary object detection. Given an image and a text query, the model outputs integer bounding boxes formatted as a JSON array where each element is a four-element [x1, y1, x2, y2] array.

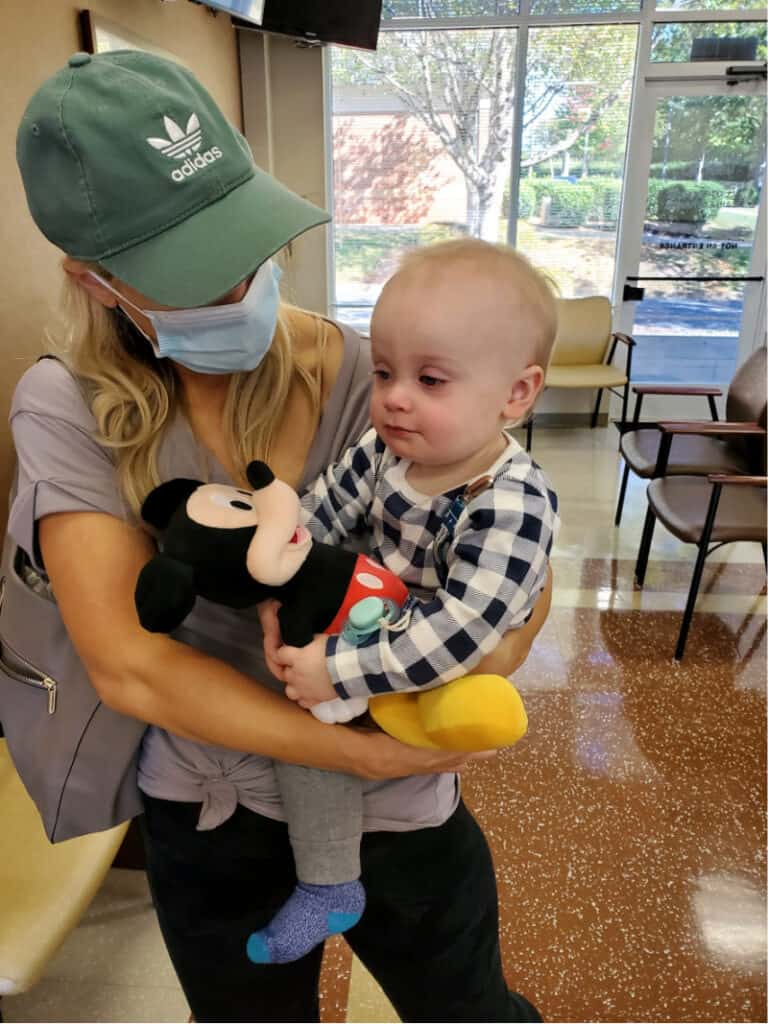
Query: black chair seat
[[620, 430, 747, 479], [648, 476, 768, 545]]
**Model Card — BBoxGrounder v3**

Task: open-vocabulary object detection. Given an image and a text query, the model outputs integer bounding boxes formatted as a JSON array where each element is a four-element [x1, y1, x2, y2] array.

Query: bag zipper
[[0, 577, 58, 714]]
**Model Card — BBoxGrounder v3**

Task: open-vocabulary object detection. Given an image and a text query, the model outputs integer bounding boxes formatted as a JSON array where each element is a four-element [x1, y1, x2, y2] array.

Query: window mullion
[[507, 21, 529, 247]]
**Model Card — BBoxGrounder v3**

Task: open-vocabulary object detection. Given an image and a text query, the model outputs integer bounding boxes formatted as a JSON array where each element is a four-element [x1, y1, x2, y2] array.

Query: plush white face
[[186, 481, 313, 586]]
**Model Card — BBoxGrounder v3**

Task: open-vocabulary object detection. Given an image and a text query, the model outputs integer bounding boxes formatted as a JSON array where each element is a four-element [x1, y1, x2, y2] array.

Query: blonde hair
[[395, 238, 559, 369], [48, 262, 326, 517]]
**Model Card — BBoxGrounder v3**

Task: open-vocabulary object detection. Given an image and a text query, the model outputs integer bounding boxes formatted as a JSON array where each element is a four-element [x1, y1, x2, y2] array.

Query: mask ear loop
[[87, 273, 160, 352]]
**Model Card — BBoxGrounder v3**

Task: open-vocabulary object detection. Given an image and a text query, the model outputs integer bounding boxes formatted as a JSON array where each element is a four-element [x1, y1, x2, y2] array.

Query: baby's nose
[[384, 383, 411, 410]]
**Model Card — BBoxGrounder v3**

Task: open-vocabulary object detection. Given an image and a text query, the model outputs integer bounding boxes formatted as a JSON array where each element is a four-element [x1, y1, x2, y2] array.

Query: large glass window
[[516, 24, 637, 297], [328, 4, 763, 335], [330, 27, 518, 328]]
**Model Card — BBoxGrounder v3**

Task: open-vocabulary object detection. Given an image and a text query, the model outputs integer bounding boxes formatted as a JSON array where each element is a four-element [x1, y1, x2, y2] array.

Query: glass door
[[614, 77, 766, 404]]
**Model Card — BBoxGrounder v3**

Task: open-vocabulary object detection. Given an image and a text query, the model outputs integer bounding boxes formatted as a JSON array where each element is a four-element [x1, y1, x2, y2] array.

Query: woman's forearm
[[97, 634, 369, 772], [98, 633, 473, 781]]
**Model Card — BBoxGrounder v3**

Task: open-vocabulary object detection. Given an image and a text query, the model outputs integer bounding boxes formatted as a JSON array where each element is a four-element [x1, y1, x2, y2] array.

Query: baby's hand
[[278, 635, 337, 707], [257, 599, 285, 681]]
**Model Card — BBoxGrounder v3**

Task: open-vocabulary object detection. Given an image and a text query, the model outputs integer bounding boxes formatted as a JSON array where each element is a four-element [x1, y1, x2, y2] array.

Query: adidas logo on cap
[[147, 113, 223, 183]]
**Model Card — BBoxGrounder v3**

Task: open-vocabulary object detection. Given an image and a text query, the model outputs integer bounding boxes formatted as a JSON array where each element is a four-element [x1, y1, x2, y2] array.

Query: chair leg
[[615, 463, 630, 526], [635, 504, 657, 586], [526, 416, 533, 454], [762, 543, 767, 570], [675, 541, 710, 661], [591, 388, 603, 428], [619, 380, 630, 440]]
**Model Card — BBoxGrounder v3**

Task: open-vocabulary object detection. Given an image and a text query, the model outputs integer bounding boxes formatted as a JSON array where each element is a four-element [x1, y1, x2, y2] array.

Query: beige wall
[[239, 31, 329, 315], [0, 0, 242, 532]]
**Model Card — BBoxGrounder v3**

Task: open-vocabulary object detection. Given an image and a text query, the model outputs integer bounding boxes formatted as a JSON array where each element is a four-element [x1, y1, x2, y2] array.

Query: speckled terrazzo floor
[[5, 426, 766, 1023]]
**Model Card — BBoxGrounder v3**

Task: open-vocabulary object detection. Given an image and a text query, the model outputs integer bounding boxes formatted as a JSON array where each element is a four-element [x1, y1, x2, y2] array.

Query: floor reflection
[[692, 872, 767, 971]]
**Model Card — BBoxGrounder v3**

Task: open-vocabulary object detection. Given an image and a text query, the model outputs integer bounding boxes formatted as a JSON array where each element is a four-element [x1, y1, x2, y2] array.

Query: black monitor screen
[[208, 1, 383, 51]]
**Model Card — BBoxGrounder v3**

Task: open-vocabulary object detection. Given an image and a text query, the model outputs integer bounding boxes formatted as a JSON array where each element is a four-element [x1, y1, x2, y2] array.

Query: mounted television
[[199, 1, 383, 51]]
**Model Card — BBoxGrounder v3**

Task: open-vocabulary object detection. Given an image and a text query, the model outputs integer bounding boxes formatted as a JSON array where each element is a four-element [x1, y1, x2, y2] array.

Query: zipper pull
[[43, 676, 57, 715]]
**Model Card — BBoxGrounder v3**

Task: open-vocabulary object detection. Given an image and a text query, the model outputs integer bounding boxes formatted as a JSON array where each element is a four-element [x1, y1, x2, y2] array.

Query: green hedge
[[734, 182, 760, 207], [540, 182, 594, 227], [646, 179, 725, 222], [526, 179, 557, 203], [529, 162, 622, 179], [649, 159, 753, 182], [517, 181, 536, 219], [583, 177, 622, 227], [518, 178, 623, 227], [654, 181, 726, 224]]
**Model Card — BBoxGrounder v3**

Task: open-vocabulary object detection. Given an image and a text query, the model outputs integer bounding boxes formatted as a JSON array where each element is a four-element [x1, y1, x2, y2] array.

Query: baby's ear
[[140, 479, 202, 529], [135, 554, 197, 632]]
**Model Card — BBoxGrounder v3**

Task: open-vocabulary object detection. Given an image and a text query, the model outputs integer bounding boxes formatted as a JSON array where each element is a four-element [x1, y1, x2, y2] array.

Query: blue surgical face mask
[[90, 259, 283, 374]]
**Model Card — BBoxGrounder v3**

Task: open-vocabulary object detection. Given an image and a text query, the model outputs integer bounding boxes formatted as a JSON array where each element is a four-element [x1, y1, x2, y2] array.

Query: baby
[[249, 238, 560, 964]]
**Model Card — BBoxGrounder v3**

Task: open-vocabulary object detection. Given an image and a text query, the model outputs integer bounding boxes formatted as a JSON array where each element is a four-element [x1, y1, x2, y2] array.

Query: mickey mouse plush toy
[[135, 460, 528, 749]]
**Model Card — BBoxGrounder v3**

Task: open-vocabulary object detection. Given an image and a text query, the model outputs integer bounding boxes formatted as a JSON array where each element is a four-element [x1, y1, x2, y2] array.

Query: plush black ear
[[140, 479, 202, 529], [135, 554, 198, 633], [246, 461, 275, 491]]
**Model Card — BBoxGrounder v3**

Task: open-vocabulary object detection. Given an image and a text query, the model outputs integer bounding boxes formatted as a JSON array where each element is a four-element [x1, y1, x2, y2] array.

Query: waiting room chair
[[634, 419, 767, 661], [528, 296, 634, 451], [615, 346, 768, 525], [0, 737, 128, 1015]]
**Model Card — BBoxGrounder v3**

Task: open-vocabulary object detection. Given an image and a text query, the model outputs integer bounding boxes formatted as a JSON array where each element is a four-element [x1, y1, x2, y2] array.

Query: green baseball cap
[[16, 50, 330, 307]]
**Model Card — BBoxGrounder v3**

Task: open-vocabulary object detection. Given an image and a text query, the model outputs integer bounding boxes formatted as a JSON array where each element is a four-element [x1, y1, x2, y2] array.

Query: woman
[[8, 50, 549, 1022]]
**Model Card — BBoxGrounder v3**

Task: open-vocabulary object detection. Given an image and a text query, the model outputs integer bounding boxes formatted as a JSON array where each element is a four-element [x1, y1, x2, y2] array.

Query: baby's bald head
[[381, 238, 558, 376]]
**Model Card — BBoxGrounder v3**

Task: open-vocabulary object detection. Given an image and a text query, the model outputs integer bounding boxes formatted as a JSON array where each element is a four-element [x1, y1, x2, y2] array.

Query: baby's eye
[[420, 375, 446, 388], [372, 369, 390, 381]]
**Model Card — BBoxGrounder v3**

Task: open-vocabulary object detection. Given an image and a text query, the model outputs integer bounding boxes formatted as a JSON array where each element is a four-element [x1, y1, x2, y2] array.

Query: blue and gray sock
[[246, 880, 365, 964]]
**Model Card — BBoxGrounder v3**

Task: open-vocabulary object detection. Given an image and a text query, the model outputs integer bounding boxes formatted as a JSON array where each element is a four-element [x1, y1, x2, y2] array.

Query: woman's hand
[[258, 599, 286, 680], [473, 565, 553, 677], [348, 727, 495, 781]]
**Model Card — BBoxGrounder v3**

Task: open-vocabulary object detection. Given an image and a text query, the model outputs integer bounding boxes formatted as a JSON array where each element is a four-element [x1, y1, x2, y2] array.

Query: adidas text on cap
[[16, 50, 330, 307]]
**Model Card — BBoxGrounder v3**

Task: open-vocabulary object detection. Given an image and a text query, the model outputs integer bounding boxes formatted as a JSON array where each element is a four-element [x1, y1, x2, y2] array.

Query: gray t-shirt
[[8, 326, 458, 833]]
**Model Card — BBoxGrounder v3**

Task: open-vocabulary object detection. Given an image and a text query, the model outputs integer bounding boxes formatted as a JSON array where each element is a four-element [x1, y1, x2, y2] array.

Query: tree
[[653, 95, 765, 186], [333, 14, 636, 238], [334, 26, 517, 236]]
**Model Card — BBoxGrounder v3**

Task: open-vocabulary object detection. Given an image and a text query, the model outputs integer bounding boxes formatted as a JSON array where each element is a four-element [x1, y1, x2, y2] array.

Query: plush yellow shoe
[[369, 674, 527, 752], [420, 674, 527, 751], [368, 691, 441, 749]]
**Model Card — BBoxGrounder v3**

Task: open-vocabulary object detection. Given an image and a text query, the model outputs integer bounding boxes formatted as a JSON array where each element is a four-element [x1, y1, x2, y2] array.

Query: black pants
[[140, 795, 541, 1023]]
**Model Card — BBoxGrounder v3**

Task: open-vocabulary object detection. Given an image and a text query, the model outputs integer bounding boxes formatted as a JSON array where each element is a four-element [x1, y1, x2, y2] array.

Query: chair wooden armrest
[[632, 385, 722, 397], [708, 474, 768, 486], [651, 422, 765, 478], [658, 421, 766, 436], [611, 332, 635, 348]]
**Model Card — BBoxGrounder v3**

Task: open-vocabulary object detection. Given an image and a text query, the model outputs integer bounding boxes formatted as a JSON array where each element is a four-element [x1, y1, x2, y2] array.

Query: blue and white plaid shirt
[[301, 428, 559, 700]]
